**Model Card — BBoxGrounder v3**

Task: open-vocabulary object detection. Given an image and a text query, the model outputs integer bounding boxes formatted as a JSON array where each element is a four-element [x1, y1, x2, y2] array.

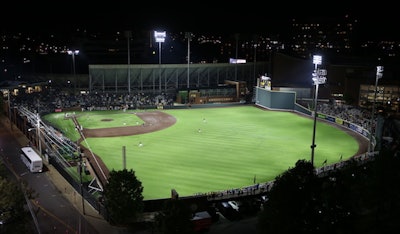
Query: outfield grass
[[44, 106, 359, 200]]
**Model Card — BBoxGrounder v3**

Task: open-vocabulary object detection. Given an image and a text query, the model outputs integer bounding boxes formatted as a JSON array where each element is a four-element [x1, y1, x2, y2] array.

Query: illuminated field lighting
[[154, 31, 166, 43], [368, 65, 384, 153], [154, 31, 166, 92], [67, 50, 79, 92], [229, 58, 246, 64], [313, 55, 322, 66], [310, 55, 327, 167]]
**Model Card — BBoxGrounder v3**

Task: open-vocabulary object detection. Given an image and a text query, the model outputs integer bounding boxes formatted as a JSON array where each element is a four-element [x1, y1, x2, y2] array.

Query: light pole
[[154, 31, 166, 92], [28, 114, 42, 157], [368, 65, 384, 153], [253, 43, 257, 86], [78, 147, 86, 215], [125, 31, 132, 94], [67, 50, 79, 93], [186, 32, 191, 89], [7, 90, 12, 130], [310, 55, 327, 167], [235, 33, 239, 81], [37, 115, 41, 157]]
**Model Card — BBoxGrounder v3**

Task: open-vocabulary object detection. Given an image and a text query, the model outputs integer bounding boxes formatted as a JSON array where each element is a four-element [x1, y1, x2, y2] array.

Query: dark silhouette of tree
[[258, 150, 400, 234], [0, 160, 38, 232], [153, 198, 195, 234], [104, 168, 144, 225], [0, 177, 25, 223], [258, 159, 321, 233], [0, 161, 7, 178]]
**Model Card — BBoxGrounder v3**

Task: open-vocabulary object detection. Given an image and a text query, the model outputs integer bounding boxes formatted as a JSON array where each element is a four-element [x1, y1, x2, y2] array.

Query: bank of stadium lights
[[368, 65, 384, 153], [67, 50, 79, 92], [154, 31, 166, 92], [310, 55, 327, 167], [229, 58, 246, 64]]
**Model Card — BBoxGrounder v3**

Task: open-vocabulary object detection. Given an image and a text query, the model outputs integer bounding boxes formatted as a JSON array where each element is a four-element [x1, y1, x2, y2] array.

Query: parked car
[[216, 201, 241, 221], [227, 200, 240, 212]]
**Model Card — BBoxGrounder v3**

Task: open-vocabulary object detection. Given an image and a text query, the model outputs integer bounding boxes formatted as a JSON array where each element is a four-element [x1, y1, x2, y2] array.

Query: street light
[[368, 65, 384, 153], [310, 55, 327, 167], [154, 31, 166, 92], [67, 50, 79, 93], [28, 113, 43, 157]]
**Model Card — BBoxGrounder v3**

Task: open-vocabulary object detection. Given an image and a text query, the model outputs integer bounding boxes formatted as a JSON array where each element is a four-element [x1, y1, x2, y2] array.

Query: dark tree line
[[257, 148, 400, 234], [0, 161, 36, 232]]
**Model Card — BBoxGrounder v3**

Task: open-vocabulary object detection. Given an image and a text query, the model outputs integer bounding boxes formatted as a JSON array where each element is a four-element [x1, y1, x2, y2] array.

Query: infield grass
[[44, 106, 360, 200]]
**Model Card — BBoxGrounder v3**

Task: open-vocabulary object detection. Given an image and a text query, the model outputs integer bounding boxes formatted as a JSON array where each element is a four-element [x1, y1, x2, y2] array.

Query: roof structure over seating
[[88, 62, 268, 94]]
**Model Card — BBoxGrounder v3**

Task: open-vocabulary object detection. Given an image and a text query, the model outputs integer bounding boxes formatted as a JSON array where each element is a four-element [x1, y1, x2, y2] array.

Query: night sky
[[2, 1, 399, 39]]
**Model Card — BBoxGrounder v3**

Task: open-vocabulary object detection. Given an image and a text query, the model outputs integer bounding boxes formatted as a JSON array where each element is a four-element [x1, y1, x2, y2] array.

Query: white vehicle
[[227, 200, 240, 212], [20, 147, 43, 173]]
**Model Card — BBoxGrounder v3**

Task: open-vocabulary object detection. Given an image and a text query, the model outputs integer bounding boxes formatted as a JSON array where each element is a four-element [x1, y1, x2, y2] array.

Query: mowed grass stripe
[[59, 106, 360, 199]]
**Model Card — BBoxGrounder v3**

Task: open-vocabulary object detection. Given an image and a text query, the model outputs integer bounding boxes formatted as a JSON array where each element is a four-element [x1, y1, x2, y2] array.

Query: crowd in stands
[[10, 88, 175, 114], [9, 88, 376, 138], [317, 102, 373, 131], [297, 99, 376, 133]]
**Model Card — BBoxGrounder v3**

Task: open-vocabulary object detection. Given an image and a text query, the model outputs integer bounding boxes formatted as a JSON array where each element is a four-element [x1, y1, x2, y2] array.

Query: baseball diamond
[[53, 106, 368, 199]]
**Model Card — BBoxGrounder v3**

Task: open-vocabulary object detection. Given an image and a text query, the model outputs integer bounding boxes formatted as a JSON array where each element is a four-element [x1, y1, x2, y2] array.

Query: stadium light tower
[[125, 31, 132, 94], [185, 32, 191, 89], [67, 50, 79, 93], [154, 31, 166, 92], [368, 65, 384, 153], [310, 55, 327, 167]]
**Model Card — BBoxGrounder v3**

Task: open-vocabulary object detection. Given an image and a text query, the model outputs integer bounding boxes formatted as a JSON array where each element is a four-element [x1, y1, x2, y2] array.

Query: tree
[[0, 161, 7, 178], [258, 159, 321, 234], [257, 150, 400, 234], [0, 177, 26, 224], [103, 169, 144, 225], [153, 198, 194, 234]]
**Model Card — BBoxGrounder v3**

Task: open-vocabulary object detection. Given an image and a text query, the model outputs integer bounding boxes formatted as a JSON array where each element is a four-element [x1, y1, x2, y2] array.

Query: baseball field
[[43, 105, 363, 200]]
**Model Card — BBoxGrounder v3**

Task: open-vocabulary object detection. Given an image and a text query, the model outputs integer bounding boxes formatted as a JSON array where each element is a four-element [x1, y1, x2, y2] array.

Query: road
[[0, 116, 99, 233]]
